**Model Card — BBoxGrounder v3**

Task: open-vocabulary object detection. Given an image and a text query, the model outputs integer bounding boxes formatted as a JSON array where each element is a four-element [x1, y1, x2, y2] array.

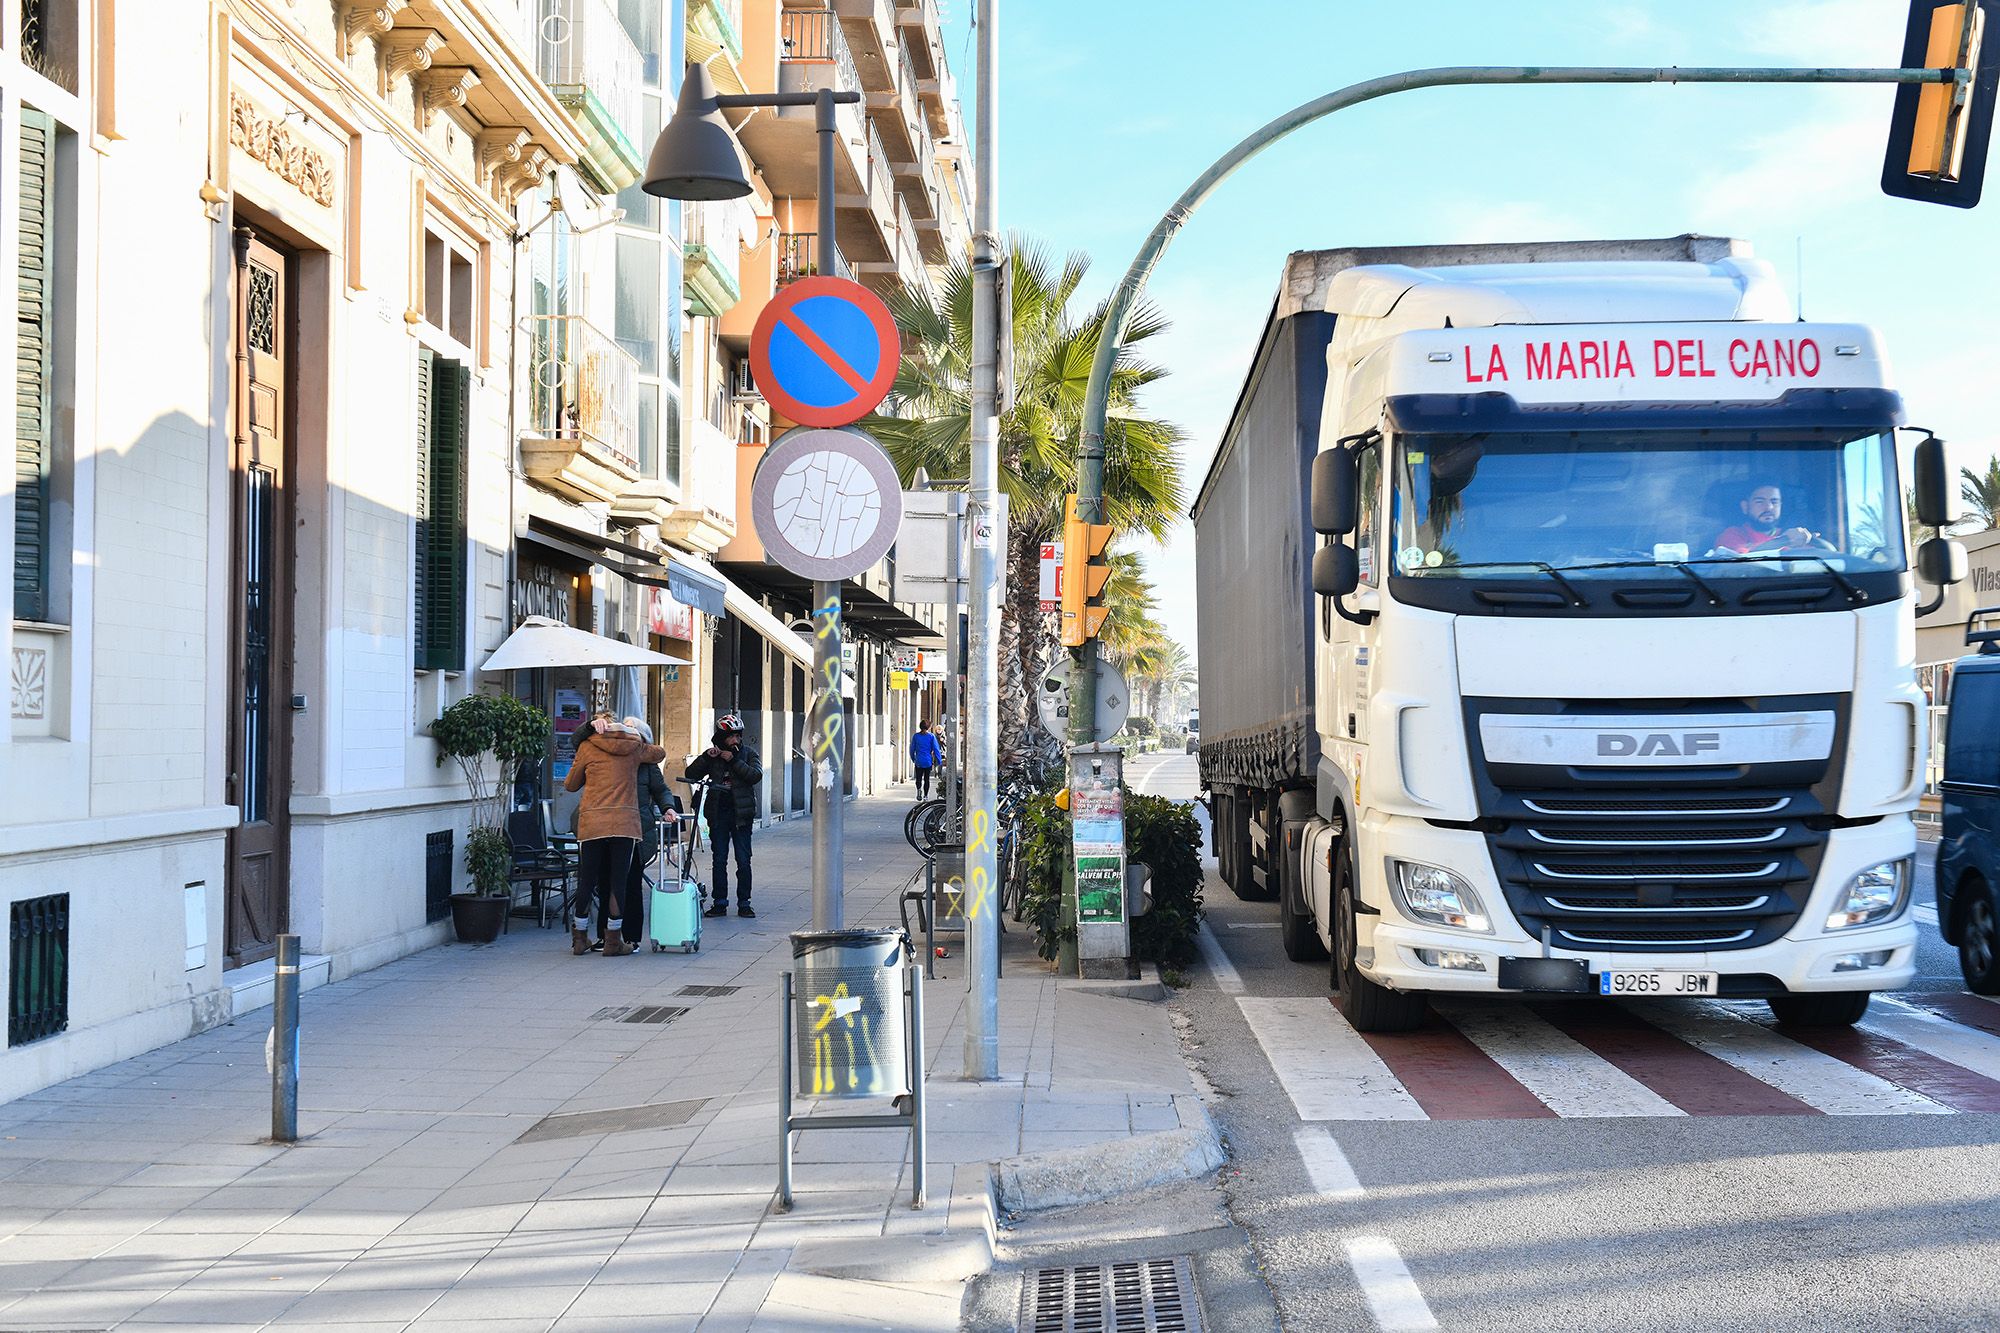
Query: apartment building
[[0, 0, 970, 1103]]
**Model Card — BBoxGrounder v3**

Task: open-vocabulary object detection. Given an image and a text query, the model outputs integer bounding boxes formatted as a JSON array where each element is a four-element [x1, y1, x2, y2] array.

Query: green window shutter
[[413, 348, 435, 666], [416, 356, 468, 672], [14, 108, 55, 622]]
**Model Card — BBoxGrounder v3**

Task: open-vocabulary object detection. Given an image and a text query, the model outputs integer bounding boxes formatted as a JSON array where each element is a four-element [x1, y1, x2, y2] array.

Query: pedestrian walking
[[562, 713, 667, 957], [910, 720, 941, 800], [686, 713, 762, 918], [591, 718, 678, 952]]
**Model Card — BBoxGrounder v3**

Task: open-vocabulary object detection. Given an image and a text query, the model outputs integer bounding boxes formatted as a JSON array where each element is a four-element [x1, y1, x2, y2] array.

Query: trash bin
[[791, 929, 911, 1099]]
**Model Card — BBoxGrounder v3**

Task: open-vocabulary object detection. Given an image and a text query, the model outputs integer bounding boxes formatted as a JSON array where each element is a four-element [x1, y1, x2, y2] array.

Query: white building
[[0, 0, 970, 1103]]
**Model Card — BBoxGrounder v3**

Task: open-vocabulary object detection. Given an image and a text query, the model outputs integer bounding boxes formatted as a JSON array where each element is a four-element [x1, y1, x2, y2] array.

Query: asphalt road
[[1119, 749, 2000, 1333]]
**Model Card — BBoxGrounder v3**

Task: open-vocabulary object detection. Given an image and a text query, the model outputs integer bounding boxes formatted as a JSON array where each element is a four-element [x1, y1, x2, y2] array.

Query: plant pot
[[449, 893, 507, 944]]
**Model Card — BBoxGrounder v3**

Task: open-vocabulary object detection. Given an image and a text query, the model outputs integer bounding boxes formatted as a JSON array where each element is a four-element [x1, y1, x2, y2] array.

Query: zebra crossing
[[1239, 991, 2000, 1121]]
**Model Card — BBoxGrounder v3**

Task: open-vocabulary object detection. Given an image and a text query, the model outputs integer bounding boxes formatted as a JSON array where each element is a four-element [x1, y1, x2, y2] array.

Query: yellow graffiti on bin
[[808, 983, 885, 1096]]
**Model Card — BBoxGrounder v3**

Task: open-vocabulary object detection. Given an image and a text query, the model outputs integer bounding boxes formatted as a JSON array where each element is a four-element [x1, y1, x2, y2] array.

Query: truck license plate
[[1599, 970, 1719, 997]]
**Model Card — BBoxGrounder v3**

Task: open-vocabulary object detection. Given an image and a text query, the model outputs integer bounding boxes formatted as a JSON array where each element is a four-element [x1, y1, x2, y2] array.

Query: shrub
[[1016, 786, 1205, 967], [464, 826, 512, 896], [432, 692, 550, 828]]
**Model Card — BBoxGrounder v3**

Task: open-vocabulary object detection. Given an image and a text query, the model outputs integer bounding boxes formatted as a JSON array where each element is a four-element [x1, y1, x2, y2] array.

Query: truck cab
[[1292, 254, 1956, 1030]]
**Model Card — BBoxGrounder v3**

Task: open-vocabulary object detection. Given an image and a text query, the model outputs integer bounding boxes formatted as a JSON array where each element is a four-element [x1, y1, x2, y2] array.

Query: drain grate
[[675, 984, 741, 997], [1021, 1255, 1202, 1333], [590, 1005, 690, 1024], [515, 1096, 706, 1143]]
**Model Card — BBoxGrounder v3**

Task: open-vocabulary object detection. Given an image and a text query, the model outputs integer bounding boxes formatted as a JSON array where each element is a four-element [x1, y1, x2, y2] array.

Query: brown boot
[[603, 927, 633, 957], [571, 928, 590, 956]]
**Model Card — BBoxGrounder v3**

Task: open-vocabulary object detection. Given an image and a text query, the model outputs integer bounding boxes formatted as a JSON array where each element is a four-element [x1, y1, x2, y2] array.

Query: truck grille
[[1465, 696, 1841, 955]]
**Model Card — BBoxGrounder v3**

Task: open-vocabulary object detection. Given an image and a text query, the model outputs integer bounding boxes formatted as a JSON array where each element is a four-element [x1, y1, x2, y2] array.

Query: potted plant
[[431, 692, 551, 944]]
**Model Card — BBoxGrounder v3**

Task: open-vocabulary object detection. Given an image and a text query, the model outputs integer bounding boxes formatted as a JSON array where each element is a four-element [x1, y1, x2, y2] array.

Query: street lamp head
[[642, 64, 752, 200]]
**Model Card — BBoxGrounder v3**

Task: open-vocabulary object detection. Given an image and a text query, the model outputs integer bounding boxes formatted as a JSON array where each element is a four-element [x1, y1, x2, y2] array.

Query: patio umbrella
[[483, 616, 690, 672]]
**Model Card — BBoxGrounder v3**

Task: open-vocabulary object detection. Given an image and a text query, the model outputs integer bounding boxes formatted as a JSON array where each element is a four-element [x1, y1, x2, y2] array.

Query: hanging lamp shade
[[642, 64, 752, 200]]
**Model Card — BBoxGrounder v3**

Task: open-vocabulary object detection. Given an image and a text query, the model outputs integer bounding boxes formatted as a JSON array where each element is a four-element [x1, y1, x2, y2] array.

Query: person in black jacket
[[686, 712, 763, 918]]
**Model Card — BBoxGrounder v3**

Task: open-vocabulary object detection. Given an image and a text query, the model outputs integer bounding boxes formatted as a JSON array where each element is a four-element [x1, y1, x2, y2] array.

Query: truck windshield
[[1390, 429, 1904, 581]]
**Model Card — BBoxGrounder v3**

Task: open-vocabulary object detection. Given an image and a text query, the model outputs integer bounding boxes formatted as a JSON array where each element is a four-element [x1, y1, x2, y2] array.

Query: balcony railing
[[777, 232, 819, 285], [782, 9, 862, 95], [537, 0, 644, 191], [525, 315, 640, 470]]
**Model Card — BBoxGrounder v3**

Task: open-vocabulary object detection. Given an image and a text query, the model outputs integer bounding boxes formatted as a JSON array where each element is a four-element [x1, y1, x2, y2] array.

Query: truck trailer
[[1192, 236, 1962, 1031]]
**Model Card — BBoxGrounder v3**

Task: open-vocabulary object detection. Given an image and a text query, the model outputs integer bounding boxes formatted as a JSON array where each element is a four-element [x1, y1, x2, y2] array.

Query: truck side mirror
[[1918, 535, 1968, 587], [1311, 449, 1357, 535], [1312, 544, 1359, 598], [1912, 435, 1957, 529]]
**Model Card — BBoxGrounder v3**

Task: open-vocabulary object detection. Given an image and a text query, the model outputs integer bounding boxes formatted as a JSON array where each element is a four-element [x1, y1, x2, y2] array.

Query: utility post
[[963, 0, 1002, 1081]]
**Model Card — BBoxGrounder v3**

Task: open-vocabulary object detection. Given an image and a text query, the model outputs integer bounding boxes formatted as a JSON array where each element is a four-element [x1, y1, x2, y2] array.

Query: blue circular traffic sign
[[749, 277, 902, 428]]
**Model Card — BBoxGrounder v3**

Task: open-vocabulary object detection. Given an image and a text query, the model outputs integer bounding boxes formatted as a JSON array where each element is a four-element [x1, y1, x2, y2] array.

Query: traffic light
[[1060, 494, 1113, 647], [1883, 0, 1998, 207]]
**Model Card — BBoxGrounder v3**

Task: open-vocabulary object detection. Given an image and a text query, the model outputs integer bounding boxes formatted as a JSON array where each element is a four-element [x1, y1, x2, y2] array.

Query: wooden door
[[225, 229, 294, 967]]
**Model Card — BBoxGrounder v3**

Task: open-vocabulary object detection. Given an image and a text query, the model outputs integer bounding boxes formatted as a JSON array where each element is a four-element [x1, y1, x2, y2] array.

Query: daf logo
[[1596, 732, 1723, 757]]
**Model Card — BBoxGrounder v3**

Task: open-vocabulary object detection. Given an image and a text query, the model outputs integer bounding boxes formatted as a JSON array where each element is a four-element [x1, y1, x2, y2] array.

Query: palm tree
[[865, 239, 1188, 758], [1962, 458, 2000, 532]]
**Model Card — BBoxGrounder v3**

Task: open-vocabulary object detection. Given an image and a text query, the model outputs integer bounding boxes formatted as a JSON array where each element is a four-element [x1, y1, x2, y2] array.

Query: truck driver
[[1713, 481, 1816, 554]]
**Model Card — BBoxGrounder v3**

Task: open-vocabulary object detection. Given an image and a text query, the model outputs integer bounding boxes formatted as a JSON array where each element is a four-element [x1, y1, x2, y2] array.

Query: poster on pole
[[1038, 541, 1063, 611], [1069, 750, 1126, 925]]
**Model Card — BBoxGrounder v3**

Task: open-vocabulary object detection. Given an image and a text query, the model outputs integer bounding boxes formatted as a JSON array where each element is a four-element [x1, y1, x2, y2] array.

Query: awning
[[523, 517, 726, 617], [484, 616, 691, 672]]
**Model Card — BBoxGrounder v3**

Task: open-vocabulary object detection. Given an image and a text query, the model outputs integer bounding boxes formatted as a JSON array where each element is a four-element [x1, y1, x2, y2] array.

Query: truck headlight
[[1825, 859, 1911, 931], [1390, 861, 1492, 933]]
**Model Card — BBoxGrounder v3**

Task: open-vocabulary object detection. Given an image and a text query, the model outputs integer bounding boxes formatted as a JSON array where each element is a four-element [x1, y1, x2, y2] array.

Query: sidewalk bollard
[[271, 934, 300, 1143]]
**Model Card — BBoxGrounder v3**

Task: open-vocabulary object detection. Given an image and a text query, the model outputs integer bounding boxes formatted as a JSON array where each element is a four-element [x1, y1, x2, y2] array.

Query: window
[[1946, 671, 2000, 788], [614, 232, 660, 374], [1355, 441, 1380, 587], [414, 349, 469, 672], [14, 107, 57, 622], [420, 221, 480, 353]]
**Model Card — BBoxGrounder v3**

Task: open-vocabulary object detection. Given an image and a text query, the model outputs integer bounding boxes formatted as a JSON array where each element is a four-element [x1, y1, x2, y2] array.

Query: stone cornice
[[332, 0, 406, 60], [498, 144, 551, 208], [474, 125, 529, 185], [377, 26, 444, 96]]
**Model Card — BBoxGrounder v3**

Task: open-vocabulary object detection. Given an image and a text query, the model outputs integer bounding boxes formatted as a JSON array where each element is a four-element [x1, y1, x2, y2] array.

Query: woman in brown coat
[[563, 714, 667, 956]]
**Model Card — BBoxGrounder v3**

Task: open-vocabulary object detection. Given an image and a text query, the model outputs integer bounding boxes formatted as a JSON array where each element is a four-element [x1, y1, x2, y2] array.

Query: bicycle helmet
[[717, 712, 745, 734]]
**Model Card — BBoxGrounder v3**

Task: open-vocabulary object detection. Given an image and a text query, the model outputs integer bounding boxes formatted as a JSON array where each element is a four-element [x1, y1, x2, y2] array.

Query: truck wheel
[[1280, 821, 1327, 964], [1767, 992, 1870, 1027], [1957, 877, 2000, 995], [1330, 842, 1427, 1033]]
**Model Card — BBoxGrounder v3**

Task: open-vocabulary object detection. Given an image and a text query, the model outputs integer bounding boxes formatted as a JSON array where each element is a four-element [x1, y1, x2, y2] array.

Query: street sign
[[890, 647, 920, 672], [1039, 540, 1063, 611], [750, 427, 905, 581], [1035, 659, 1130, 742], [890, 670, 912, 691], [748, 276, 902, 427], [892, 491, 966, 604]]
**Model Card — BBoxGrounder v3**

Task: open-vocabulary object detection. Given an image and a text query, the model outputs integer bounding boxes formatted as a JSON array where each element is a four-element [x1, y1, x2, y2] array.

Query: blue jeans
[[707, 804, 753, 907]]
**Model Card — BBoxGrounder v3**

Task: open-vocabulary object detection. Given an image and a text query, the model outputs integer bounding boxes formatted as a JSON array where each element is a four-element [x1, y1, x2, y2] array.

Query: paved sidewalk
[[0, 794, 1201, 1331]]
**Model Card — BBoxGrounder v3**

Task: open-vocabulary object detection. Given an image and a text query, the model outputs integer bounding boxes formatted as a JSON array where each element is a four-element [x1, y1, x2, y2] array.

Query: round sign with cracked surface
[[750, 427, 905, 581]]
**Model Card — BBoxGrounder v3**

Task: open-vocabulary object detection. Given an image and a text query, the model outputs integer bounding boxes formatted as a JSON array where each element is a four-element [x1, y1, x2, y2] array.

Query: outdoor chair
[[504, 807, 576, 929]]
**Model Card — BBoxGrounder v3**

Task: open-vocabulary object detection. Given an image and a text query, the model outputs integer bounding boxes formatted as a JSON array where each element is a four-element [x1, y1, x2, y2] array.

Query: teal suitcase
[[650, 878, 702, 953]]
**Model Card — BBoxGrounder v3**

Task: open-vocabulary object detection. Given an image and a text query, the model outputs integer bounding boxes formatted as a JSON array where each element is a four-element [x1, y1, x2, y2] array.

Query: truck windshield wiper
[[1547, 559, 1728, 607], [1737, 551, 1868, 604], [1436, 561, 1588, 607]]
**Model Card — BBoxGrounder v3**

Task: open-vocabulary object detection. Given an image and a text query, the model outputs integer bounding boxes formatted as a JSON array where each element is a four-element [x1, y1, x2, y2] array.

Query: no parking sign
[[749, 277, 901, 428]]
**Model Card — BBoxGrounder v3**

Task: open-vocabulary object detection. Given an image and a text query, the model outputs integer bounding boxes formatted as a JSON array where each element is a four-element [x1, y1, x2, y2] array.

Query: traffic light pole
[[1068, 60, 1966, 743]]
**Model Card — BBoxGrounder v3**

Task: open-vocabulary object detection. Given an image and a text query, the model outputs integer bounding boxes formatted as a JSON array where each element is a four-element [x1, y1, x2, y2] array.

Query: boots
[[571, 927, 590, 956], [602, 927, 634, 957]]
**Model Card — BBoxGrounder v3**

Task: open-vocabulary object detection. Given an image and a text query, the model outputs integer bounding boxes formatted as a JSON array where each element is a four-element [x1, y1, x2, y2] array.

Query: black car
[[1938, 635, 2000, 992]]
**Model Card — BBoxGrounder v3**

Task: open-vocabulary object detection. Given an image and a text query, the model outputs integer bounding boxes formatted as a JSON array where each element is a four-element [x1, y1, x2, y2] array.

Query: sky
[[939, 0, 1998, 672]]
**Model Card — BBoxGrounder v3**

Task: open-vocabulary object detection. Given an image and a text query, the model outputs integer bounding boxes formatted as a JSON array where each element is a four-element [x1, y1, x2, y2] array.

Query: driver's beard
[[1747, 516, 1778, 535]]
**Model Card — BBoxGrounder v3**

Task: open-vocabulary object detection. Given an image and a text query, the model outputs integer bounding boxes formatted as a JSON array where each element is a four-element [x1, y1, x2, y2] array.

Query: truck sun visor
[[1383, 387, 1906, 438]]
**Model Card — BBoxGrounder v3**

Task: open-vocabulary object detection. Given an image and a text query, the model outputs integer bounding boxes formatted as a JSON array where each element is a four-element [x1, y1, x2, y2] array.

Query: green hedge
[[1016, 788, 1205, 967]]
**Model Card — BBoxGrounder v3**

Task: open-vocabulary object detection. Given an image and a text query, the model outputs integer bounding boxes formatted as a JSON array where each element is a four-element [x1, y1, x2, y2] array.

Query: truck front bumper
[[1355, 816, 1919, 997]]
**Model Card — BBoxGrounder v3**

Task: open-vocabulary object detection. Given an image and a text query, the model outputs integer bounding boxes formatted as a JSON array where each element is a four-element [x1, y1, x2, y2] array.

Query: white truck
[[1192, 237, 1964, 1031]]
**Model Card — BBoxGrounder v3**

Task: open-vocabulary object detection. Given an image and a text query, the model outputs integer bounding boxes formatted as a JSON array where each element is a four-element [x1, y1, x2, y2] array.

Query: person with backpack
[[910, 720, 941, 800]]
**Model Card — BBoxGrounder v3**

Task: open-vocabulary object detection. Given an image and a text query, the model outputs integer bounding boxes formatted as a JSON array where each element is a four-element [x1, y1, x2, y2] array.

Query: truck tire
[[1279, 798, 1327, 963], [1956, 876, 2000, 995], [1330, 840, 1427, 1033], [1766, 992, 1870, 1027]]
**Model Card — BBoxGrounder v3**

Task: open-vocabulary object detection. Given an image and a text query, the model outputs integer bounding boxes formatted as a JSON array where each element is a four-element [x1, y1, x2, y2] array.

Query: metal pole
[[943, 503, 962, 832], [1067, 59, 1965, 744], [270, 934, 299, 1143], [962, 0, 1002, 1081], [810, 89, 845, 932], [909, 961, 927, 1207], [777, 970, 794, 1211]]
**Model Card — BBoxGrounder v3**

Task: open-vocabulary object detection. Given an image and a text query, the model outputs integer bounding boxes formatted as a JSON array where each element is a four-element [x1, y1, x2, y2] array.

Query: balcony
[[661, 417, 739, 554], [833, 0, 897, 92], [835, 119, 896, 263], [520, 316, 643, 505], [895, 0, 943, 81], [734, 8, 869, 200], [684, 242, 741, 318], [537, 0, 644, 192]]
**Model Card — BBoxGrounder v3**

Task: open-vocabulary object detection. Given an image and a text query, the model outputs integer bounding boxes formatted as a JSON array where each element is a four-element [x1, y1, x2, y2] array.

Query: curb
[[990, 1094, 1226, 1214], [789, 1160, 998, 1284], [1060, 961, 1169, 1003]]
